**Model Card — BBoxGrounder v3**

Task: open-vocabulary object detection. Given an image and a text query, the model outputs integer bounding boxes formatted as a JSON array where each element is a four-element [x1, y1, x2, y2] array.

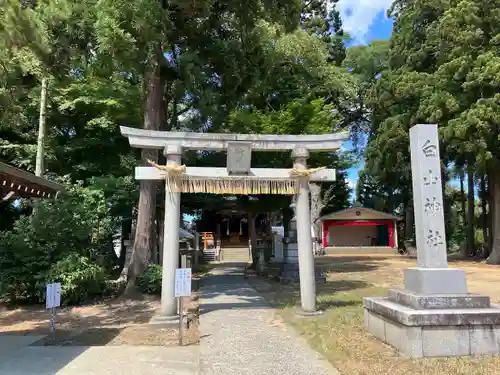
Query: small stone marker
[[46, 282, 61, 333], [175, 268, 192, 346]]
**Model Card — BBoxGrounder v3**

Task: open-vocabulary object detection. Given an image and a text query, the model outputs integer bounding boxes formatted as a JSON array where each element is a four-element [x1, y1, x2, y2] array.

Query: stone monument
[[280, 213, 324, 282], [364, 124, 500, 357]]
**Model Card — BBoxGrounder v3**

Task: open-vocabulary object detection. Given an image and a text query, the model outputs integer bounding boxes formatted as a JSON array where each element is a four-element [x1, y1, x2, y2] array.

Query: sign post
[[46, 282, 61, 333], [174, 268, 192, 346]]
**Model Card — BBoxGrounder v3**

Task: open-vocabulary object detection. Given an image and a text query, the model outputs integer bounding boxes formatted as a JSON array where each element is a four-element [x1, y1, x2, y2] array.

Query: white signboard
[[174, 268, 192, 297], [46, 282, 61, 309]]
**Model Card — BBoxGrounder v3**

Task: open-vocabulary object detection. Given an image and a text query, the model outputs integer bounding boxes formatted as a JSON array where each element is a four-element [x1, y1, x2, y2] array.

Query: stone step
[[221, 248, 250, 262], [221, 250, 250, 257], [222, 251, 249, 255], [203, 249, 218, 261], [222, 252, 250, 257]]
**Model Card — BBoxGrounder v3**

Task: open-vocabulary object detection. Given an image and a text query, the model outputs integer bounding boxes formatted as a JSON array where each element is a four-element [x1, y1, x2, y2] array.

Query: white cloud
[[333, 0, 393, 43]]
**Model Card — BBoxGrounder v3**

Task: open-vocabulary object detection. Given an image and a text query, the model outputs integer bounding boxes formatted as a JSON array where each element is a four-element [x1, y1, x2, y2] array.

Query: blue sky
[[336, 1, 394, 195]]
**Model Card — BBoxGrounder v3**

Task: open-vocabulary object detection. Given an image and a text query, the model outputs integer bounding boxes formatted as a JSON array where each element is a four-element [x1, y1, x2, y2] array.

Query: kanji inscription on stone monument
[[409, 124, 448, 268], [424, 197, 441, 214]]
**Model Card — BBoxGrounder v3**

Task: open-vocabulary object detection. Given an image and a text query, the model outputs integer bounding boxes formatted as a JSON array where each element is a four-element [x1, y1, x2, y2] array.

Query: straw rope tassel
[[289, 166, 326, 178], [146, 159, 186, 175]]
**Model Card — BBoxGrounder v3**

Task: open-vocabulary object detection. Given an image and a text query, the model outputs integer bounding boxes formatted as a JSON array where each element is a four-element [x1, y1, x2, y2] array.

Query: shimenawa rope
[[146, 160, 326, 195]]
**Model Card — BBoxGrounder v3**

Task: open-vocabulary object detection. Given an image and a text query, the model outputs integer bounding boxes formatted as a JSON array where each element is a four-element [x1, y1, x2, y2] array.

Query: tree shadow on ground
[[316, 255, 391, 274], [317, 299, 360, 310], [194, 261, 376, 314], [224, 272, 372, 311], [0, 293, 160, 336], [0, 327, 124, 375], [29, 327, 124, 346], [248, 278, 372, 310]]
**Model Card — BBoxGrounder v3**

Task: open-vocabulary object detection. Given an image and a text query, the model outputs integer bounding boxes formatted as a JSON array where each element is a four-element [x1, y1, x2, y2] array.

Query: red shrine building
[[319, 207, 401, 250]]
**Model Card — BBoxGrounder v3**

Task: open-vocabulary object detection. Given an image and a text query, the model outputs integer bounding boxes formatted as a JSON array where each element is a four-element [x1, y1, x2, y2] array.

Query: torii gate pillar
[[161, 145, 182, 316], [292, 147, 317, 313]]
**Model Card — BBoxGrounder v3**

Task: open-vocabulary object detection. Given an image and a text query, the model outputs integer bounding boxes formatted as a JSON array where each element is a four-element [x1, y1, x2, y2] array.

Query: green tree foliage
[[47, 254, 108, 306], [301, 0, 346, 65], [356, 169, 392, 211], [360, 0, 500, 259], [137, 264, 163, 295], [0, 0, 358, 301], [0, 183, 120, 303], [342, 40, 389, 144]]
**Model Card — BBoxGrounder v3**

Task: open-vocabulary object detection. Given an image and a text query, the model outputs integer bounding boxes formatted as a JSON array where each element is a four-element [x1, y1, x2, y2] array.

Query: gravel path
[[199, 264, 340, 375]]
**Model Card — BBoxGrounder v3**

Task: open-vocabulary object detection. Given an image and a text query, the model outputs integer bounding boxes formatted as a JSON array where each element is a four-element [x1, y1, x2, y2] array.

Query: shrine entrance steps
[[198, 264, 339, 375], [220, 247, 251, 263]]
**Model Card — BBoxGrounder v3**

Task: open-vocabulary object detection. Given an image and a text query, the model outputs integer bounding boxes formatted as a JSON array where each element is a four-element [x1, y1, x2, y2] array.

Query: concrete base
[[388, 288, 491, 310], [295, 309, 324, 317], [364, 296, 500, 357], [404, 267, 468, 294], [149, 314, 180, 327]]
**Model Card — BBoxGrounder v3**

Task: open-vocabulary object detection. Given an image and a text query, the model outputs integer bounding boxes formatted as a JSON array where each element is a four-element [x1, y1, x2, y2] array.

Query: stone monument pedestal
[[364, 287, 500, 357], [364, 124, 500, 357]]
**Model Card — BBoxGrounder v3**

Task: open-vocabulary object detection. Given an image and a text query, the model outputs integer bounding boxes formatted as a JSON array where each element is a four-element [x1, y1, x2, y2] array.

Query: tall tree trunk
[[487, 168, 500, 264], [248, 212, 258, 269], [404, 199, 414, 243], [459, 169, 466, 230], [309, 183, 322, 244], [126, 57, 165, 289], [459, 168, 468, 258], [35, 77, 48, 177], [488, 170, 494, 254], [480, 175, 490, 258], [441, 167, 452, 249], [466, 166, 475, 256]]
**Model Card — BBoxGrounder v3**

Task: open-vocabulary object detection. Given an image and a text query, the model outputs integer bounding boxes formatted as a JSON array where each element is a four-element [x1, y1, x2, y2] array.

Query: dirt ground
[[0, 280, 200, 347], [316, 254, 500, 302], [250, 254, 500, 375]]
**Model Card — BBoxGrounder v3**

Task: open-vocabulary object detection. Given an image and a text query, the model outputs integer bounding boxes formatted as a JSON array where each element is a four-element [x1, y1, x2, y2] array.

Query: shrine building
[[319, 207, 401, 251]]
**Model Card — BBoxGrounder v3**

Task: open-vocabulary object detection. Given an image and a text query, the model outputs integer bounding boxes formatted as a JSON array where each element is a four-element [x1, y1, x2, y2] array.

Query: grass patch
[[249, 272, 500, 375]]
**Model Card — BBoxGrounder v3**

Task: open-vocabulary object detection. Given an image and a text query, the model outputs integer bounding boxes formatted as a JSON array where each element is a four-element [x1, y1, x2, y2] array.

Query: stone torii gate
[[120, 126, 348, 317]]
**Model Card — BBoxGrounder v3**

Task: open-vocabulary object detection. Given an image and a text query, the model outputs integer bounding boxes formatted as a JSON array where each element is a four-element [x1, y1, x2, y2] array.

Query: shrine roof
[[319, 207, 402, 222], [0, 161, 64, 199]]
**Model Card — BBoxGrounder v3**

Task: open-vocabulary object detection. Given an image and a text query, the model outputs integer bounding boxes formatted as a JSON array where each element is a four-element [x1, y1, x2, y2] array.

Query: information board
[[46, 282, 61, 309], [174, 268, 192, 297]]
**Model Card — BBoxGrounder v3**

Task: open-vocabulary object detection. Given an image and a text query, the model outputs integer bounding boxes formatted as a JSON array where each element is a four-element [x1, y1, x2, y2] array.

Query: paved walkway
[[0, 335, 199, 375], [0, 264, 338, 374], [199, 264, 339, 375]]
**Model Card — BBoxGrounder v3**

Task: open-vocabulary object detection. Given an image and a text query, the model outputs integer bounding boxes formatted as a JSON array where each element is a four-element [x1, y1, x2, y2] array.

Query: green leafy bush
[[46, 254, 107, 306], [0, 183, 118, 304], [137, 264, 162, 294]]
